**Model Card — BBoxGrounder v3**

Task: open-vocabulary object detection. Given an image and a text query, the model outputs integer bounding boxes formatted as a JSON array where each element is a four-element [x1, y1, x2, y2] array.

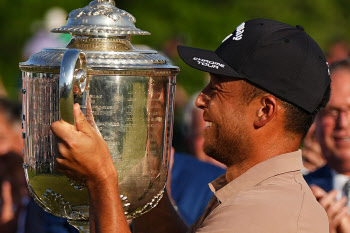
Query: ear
[[253, 95, 277, 128]]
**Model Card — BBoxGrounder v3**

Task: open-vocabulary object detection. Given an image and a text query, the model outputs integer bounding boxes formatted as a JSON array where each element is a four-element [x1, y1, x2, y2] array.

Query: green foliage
[[1, 0, 350, 98]]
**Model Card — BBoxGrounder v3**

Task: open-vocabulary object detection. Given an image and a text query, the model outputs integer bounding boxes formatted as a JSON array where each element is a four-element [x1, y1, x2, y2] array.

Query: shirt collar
[[209, 150, 303, 203]]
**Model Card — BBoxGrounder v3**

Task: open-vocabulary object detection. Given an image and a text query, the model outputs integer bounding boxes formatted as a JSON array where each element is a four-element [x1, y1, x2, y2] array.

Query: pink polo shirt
[[189, 150, 329, 233]]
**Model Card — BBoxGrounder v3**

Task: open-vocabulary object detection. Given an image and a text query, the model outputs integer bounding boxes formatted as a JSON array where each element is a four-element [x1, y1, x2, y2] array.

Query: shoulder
[[196, 171, 328, 233]]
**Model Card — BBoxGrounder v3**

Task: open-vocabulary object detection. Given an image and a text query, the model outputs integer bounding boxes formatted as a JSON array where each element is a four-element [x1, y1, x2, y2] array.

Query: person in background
[[305, 58, 350, 233], [302, 40, 350, 173], [0, 152, 44, 233], [171, 84, 189, 153], [22, 7, 70, 61], [0, 76, 7, 98], [301, 122, 326, 174], [326, 41, 350, 65], [0, 98, 78, 233], [0, 99, 23, 156]]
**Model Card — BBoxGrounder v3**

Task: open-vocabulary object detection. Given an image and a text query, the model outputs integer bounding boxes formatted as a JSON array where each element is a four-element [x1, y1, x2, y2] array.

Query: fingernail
[[75, 103, 81, 111]]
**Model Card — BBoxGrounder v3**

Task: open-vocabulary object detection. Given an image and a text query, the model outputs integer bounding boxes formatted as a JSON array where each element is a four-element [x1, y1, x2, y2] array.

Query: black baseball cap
[[177, 18, 331, 114]]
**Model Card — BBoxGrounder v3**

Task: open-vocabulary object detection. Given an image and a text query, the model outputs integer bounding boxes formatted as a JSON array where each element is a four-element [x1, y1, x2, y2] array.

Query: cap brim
[[177, 45, 243, 78]]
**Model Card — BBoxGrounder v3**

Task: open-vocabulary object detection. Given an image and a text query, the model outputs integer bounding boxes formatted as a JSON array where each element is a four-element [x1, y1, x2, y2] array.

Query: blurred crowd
[[2, 5, 350, 233], [0, 7, 80, 233]]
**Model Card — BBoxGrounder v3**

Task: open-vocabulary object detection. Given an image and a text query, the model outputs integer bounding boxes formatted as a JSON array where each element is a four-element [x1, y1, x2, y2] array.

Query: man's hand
[[51, 103, 117, 186], [51, 103, 130, 233], [51, 103, 187, 233], [311, 185, 350, 233]]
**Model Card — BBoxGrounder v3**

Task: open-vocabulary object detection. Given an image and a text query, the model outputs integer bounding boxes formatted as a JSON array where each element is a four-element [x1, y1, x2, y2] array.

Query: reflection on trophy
[[19, 0, 179, 232]]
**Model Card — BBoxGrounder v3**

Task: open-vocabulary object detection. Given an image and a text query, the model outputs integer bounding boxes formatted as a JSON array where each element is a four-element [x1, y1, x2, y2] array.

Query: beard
[[203, 114, 250, 167]]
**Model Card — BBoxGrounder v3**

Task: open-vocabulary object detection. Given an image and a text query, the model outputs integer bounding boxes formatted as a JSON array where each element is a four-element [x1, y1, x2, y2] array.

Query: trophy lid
[[51, 0, 150, 37], [19, 0, 179, 76]]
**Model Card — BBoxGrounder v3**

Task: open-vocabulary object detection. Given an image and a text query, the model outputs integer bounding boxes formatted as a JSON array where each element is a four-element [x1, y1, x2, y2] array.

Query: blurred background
[[1, 0, 350, 99], [1, 1, 350, 230]]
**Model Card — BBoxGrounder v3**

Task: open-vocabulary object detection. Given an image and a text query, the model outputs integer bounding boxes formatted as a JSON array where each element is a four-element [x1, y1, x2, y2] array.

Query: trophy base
[[68, 220, 90, 233]]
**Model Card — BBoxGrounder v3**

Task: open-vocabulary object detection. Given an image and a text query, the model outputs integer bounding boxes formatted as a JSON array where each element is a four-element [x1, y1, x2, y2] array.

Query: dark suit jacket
[[24, 199, 46, 233], [25, 199, 78, 233], [304, 165, 334, 192]]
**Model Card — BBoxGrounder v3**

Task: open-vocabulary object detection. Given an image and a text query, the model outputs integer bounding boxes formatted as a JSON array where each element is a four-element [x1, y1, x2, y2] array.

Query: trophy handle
[[59, 49, 87, 125]]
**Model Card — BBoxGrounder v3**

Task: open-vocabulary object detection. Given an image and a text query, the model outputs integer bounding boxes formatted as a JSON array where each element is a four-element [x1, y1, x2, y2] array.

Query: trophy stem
[[68, 220, 90, 233]]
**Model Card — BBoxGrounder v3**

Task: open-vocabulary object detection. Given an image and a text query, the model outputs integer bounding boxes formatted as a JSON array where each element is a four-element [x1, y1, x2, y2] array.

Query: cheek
[[316, 121, 335, 153], [320, 120, 335, 137]]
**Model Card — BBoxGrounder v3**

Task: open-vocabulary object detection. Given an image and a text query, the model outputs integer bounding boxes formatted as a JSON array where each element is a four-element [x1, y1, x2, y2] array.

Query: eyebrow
[[324, 106, 350, 112]]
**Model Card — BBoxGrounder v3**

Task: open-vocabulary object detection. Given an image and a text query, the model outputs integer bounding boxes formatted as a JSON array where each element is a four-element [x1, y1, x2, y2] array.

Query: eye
[[322, 109, 338, 118], [210, 83, 219, 91]]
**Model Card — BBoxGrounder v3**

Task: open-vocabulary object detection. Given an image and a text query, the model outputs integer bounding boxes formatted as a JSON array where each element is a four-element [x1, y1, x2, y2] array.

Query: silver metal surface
[[51, 0, 150, 37], [19, 1, 179, 232], [60, 49, 87, 125], [20, 47, 178, 73], [22, 73, 175, 221]]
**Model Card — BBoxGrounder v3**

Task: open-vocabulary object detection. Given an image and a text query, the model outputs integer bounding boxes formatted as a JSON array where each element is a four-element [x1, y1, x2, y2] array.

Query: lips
[[333, 135, 350, 146], [334, 136, 350, 141], [203, 112, 213, 129]]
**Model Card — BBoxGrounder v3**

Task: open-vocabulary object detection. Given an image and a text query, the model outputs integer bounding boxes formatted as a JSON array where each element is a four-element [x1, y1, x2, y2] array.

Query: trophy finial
[[52, 0, 150, 37], [97, 0, 116, 5]]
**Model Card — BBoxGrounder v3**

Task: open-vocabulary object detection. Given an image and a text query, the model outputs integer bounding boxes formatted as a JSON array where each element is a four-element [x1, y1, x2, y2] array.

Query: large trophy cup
[[19, 0, 179, 232]]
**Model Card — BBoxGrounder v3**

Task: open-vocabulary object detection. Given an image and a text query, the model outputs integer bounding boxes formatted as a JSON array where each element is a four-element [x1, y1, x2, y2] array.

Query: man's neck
[[225, 161, 252, 182], [225, 149, 300, 182]]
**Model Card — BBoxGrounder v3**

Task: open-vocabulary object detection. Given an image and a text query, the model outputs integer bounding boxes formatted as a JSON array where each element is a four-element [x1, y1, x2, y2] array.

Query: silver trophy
[[19, 1, 179, 232]]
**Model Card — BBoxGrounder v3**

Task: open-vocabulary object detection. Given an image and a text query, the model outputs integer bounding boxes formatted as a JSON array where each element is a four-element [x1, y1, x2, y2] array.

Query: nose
[[195, 92, 209, 110], [336, 111, 350, 129]]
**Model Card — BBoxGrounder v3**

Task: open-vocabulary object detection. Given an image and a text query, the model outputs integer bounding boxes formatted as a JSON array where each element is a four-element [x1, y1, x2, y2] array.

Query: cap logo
[[222, 22, 245, 43], [232, 22, 245, 40], [326, 62, 330, 75], [193, 57, 225, 69]]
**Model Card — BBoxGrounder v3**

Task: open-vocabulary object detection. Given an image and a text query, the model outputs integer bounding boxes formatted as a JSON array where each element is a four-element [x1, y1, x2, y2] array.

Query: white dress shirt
[[331, 169, 350, 200]]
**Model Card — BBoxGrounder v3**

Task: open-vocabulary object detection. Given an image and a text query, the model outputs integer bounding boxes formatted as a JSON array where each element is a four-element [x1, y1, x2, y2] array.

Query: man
[[305, 58, 350, 233], [51, 19, 330, 232]]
